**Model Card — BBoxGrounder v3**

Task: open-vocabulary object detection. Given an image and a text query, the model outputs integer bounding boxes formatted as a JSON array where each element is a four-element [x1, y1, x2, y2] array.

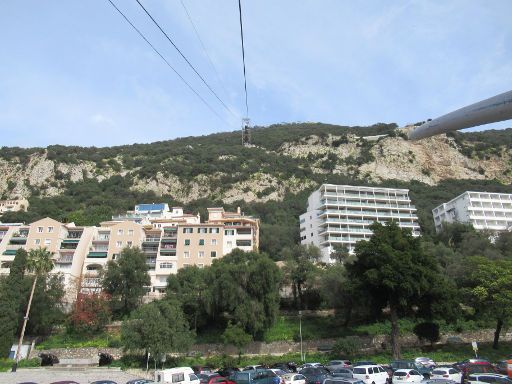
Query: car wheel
[[423, 375, 430, 380]]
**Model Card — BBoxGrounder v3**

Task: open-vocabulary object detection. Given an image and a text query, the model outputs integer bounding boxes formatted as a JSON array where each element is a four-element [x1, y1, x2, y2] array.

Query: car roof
[[469, 374, 507, 378], [325, 379, 362, 382], [354, 365, 381, 368], [395, 369, 416, 373]]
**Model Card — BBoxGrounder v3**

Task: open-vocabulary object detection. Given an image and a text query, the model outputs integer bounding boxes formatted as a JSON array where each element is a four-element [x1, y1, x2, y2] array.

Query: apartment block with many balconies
[[433, 191, 512, 233], [300, 184, 420, 262]]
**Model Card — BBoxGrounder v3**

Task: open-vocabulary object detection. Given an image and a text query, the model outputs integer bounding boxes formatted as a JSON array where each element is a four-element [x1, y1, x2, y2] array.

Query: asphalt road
[[0, 367, 147, 384]]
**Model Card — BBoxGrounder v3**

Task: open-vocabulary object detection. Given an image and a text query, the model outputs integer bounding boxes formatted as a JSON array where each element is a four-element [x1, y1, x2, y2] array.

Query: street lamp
[[299, 310, 304, 362]]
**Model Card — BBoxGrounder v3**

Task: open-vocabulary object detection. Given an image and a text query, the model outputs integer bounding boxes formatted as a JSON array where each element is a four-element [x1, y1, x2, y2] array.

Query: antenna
[[242, 118, 251, 146]]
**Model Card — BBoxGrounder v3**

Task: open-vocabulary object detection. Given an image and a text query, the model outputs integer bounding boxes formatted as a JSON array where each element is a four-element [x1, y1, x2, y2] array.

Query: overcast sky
[[1, 0, 511, 148]]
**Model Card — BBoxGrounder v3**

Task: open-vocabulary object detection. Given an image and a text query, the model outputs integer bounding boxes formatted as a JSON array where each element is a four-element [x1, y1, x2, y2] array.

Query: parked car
[[496, 362, 508, 375], [352, 365, 389, 384], [354, 362, 377, 368], [323, 378, 365, 384], [194, 366, 215, 375], [390, 361, 432, 378], [272, 363, 298, 373], [218, 368, 241, 377], [49, 382, 80, 384], [90, 381, 117, 384], [282, 373, 307, 384], [300, 364, 325, 371], [415, 359, 436, 369], [300, 367, 331, 384], [199, 374, 223, 384], [431, 368, 462, 383], [455, 362, 496, 382], [201, 375, 236, 384], [231, 369, 281, 384], [327, 361, 353, 371], [467, 374, 512, 384], [330, 369, 353, 379], [244, 366, 267, 371], [392, 369, 423, 384], [421, 379, 458, 384], [271, 369, 289, 377], [126, 380, 156, 384], [155, 367, 200, 384]]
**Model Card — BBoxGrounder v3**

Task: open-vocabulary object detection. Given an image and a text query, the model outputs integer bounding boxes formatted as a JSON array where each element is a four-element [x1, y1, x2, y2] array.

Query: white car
[[353, 365, 389, 384], [393, 369, 423, 384], [468, 374, 512, 384], [415, 358, 436, 369], [431, 368, 462, 383], [243, 365, 265, 371], [283, 373, 307, 384]]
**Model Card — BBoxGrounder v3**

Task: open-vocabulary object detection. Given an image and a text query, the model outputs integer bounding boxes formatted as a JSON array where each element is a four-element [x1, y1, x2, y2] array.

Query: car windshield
[[395, 372, 408, 377], [353, 368, 366, 374], [433, 371, 447, 375]]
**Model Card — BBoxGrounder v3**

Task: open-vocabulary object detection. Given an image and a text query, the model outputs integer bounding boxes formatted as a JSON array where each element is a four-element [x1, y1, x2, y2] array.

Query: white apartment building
[[300, 184, 420, 262], [433, 191, 512, 233], [0, 199, 29, 216]]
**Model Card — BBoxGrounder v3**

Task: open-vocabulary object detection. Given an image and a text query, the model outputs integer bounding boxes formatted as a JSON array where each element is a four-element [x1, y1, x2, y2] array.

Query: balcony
[[93, 235, 110, 242], [143, 238, 161, 243], [56, 255, 74, 264], [2, 249, 18, 256], [66, 232, 83, 239], [160, 249, 177, 256], [87, 251, 108, 258], [8, 237, 27, 245]]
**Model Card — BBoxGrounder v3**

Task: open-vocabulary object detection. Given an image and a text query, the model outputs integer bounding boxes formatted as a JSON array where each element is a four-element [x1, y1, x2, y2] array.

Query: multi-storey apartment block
[[0, 199, 29, 216], [0, 204, 260, 301], [433, 191, 512, 233], [300, 184, 420, 262]]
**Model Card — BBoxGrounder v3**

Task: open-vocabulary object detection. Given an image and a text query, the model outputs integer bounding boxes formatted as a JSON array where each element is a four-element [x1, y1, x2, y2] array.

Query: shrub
[[332, 336, 361, 358], [413, 322, 440, 345]]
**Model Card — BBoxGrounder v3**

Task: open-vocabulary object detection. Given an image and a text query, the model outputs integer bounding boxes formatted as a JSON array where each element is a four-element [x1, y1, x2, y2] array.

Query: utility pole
[[299, 310, 304, 362]]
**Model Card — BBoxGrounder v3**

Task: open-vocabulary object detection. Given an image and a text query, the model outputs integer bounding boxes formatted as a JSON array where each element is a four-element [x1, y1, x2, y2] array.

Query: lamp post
[[299, 310, 304, 362]]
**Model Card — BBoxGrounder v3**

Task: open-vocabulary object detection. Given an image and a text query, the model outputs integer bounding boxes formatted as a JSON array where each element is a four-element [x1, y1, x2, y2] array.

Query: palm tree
[[12, 247, 54, 371]]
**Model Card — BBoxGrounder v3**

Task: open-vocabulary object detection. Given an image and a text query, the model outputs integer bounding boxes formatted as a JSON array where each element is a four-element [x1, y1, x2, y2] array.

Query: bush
[[332, 336, 361, 358], [413, 322, 440, 345]]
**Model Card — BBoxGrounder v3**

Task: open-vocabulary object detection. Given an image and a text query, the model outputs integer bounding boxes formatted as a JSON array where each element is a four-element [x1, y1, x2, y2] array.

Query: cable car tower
[[242, 118, 251, 146]]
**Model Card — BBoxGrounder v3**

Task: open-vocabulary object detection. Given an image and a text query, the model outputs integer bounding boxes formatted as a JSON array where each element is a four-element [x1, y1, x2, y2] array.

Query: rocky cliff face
[[1, 128, 510, 203]]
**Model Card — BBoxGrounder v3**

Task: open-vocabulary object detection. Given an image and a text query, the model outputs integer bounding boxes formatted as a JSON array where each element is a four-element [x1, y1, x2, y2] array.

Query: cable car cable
[[238, 0, 249, 119]]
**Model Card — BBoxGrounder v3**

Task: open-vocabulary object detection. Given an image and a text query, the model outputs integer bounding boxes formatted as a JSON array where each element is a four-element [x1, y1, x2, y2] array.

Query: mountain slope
[[1, 122, 511, 257]]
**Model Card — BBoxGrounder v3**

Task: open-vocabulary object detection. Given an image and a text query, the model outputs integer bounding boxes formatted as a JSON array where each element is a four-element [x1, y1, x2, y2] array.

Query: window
[[225, 229, 235, 236], [227, 241, 232, 247], [184, 251, 190, 258], [236, 240, 252, 247], [128, 230, 134, 236], [117, 229, 123, 235], [211, 251, 217, 258], [116, 241, 122, 248], [44, 239, 51, 246], [198, 251, 204, 258], [112, 253, 119, 260], [127, 241, 133, 248], [34, 239, 41, 245], [184, 239, 190, 246], [198, 228, 207, 234], [37, 227, 43, 233], [160, 262, 173, 269], [211, 239, 217, 246], [199, 239, 205, 246], [48, 226, 54, 233], [198, 263, 204, 268], [172, 373, 185, 383], [209, 227, 219, 234], [183, 228, 193, 233], [183, 263, 190, 267]]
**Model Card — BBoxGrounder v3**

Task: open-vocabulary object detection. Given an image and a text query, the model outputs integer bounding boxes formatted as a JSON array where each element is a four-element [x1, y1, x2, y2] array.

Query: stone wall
[[31, 328, 512, 361]]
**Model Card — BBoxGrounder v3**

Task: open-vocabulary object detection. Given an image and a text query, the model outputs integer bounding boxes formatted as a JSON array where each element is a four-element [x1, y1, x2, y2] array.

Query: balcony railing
[[87, 251, 108, 258], [56, 255, 74, 263], [143, 238, 161, 243]]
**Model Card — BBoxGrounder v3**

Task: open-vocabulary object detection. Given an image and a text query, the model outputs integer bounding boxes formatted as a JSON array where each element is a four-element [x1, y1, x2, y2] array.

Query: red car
[[199, 373, 237, 384], [454, 361, 497, 382]]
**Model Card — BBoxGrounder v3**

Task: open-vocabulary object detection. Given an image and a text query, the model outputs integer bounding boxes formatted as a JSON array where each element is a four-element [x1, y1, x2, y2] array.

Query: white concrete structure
[[408, 90, 512, 140], [433, 191, 512, 233], [300, 184, 420, 262]]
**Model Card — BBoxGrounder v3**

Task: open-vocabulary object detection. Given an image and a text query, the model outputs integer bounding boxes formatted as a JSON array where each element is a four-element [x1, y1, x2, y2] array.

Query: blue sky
[[1, 0, 511, 148]]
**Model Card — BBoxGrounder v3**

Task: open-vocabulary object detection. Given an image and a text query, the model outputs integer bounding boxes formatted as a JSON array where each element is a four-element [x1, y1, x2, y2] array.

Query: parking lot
[[0, 367, 147, 384]]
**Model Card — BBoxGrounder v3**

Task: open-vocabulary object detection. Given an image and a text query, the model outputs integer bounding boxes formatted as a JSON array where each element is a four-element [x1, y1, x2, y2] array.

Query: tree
[[67, 292, 111, 335], [283, 244, 321, 309], [208, 249, 281, 338], [461, 256, 512, 349], [121, 299, 193, 362], [166, 266, 209, 331], [13, 247, 54, 370], [0, 249, 27, 358], [102, 247, 150, 318], [413, 322, 440, 346], [222, 322, 252, 364], [330, 244, 352, 264], [346, 222, 438, 358]]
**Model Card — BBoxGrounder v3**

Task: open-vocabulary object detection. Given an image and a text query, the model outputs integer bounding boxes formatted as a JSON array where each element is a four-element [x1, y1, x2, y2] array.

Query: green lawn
[[0, 358, 40, 372], [36, 332, 121, 350]]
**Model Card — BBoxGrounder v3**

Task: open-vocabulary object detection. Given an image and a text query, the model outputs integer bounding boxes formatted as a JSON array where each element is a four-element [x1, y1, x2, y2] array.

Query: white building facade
[[300, 184, 420, 262], [433, 191, 512, 233]]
